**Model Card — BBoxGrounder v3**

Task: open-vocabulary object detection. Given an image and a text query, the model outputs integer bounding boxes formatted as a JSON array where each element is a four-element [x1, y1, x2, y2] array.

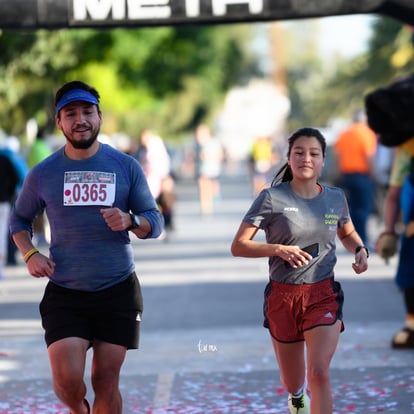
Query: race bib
[[64, 171, 116, 206]]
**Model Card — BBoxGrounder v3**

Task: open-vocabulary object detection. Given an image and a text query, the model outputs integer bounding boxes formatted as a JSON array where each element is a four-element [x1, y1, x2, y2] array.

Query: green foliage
[[286, 16, 414, 129], [364, 17, 408, 86], [0, 24, 256, 141], [2, 16, 412, 147], [0, 30, 78, 135]]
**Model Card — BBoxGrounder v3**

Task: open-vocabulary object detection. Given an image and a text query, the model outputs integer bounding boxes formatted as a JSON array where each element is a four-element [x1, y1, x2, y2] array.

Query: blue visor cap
[[55, 88, 99, 114]]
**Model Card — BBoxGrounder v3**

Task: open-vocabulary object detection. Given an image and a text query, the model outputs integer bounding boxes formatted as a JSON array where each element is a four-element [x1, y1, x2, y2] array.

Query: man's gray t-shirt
[[243, 182, 350, 284]]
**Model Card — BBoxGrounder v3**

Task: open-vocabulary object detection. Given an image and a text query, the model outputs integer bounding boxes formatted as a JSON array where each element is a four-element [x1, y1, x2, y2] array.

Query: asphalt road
[[1, 166, 413, 413]]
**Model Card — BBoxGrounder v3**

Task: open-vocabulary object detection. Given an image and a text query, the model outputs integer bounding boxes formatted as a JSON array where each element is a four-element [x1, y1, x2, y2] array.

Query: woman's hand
[[352, 250, 368, 274], [280, 245, 313, 268]]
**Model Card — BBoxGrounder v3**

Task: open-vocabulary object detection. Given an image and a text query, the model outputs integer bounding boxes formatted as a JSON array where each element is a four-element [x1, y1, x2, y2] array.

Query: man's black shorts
[[39, 272, 143, 348]]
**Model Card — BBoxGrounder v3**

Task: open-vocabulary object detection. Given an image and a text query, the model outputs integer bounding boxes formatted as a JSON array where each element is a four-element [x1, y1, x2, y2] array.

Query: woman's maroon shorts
[[263, 277, 344, 343]]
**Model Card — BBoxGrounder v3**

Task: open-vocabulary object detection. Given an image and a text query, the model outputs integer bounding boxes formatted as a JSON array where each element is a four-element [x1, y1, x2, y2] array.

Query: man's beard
[[68, 133, 98, 149]]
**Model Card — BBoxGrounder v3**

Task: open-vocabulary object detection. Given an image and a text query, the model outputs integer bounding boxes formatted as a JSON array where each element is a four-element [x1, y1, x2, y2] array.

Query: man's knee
[[53, 375, 86, 404], [91, 369, 120, 395]]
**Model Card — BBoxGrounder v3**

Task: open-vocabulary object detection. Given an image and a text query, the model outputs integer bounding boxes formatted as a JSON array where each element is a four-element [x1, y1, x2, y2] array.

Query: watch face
[[134, 216, 140, 227], [131, 213, 140, 228]]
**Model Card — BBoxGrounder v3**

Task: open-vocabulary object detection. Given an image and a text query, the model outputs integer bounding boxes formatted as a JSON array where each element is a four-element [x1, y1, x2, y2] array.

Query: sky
[[252, 14, 376, 76], [318, 14, 375, 57]]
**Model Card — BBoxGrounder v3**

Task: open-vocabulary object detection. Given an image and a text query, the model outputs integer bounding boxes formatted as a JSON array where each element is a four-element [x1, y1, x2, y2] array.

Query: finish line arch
[[1, 0, 414, 30]]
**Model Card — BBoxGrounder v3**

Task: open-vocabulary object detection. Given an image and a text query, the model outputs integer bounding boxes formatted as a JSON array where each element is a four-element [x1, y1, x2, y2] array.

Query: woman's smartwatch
[[127, 213, 141, 230], [355, 245, 369, 257]]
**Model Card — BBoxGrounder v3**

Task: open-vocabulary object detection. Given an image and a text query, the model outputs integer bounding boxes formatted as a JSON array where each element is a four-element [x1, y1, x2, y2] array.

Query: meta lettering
[[72, 0, 264, 21]]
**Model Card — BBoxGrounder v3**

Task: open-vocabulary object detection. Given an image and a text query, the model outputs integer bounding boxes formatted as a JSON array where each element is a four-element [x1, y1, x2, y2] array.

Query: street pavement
[[0, 167, 413, 413]]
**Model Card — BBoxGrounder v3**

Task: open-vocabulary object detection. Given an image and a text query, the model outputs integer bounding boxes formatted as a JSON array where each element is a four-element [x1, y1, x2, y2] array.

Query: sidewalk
[[1, 173, 413, 413]]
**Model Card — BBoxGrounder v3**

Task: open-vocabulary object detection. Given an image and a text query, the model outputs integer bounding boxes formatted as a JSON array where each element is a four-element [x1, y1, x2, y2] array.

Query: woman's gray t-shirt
[[243, 182, 350, 284]]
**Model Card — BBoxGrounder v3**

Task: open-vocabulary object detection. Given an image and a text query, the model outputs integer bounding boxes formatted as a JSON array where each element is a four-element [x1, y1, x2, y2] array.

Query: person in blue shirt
[[9, 80, 163, 414], [0, 151, 18, 278], [0, 136, 29, 265]]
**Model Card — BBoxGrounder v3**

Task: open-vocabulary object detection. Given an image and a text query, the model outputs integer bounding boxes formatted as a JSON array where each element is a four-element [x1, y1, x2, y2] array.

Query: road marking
[[152, 372, 175, 410]]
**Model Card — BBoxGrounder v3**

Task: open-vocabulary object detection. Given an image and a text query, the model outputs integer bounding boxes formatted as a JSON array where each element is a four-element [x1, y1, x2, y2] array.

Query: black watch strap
[[127, 213, 140, 230], [355, 245, 369, 257]]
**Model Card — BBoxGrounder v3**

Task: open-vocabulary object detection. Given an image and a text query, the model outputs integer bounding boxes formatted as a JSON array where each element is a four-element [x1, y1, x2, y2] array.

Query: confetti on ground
[[1, 367, 414, 413]]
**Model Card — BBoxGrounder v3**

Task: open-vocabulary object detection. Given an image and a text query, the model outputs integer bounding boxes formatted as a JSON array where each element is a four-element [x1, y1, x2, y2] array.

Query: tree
[[0, 24, 257, 141], [289, 16, 413, 128], [280, 16, 414, 130]]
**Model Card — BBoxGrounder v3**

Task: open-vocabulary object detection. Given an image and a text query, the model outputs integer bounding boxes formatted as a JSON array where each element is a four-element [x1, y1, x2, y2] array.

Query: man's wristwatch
[[127, 213, 141, 230], [355, 245, 369, 257]]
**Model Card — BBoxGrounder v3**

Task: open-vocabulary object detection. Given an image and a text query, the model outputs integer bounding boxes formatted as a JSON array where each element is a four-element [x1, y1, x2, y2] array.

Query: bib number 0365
[[64, 171, 116, 206]]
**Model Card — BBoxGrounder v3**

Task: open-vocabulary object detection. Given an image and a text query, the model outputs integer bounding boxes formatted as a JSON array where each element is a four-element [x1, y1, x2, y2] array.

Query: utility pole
[[269, 21, 288, 95]]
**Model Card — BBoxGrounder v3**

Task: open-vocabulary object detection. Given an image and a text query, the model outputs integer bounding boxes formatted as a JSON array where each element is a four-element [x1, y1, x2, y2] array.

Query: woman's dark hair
[[271, 127, 326, 186], [54, 80, 100, 108]]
